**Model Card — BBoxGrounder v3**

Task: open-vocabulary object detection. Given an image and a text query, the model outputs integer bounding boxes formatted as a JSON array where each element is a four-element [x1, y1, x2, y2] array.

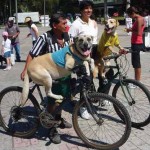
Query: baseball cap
[[8, 17, 14, 22], [24, 17, 31, 23], [2, 31, 8, 37]]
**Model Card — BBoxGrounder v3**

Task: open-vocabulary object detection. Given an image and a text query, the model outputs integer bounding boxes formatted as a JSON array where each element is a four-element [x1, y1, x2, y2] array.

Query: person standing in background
[[24, 17, 39, 46], [1, 31, 11, 71], [5, 18, 21, 62], [126, 6, 145, 81], [125, 12, 132, 35], [69, 0, 98, 120]]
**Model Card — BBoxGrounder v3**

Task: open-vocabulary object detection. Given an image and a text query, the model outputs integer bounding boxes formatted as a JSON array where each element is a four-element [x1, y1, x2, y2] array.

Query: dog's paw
[[90, 59, 95, 71], [55, 95, 64, 100]]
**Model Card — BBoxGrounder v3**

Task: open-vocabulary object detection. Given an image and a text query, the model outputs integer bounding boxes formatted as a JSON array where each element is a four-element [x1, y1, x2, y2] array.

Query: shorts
[[47, 75, 71, 105], [4, 51, 11, 58], [131, 44, 143, 68]]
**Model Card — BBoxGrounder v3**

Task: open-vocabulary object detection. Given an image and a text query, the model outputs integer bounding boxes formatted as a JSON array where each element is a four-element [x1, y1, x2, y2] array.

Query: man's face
[[26, 21, 31, 27], [7, 21, 13, 28], [54, 18, 67, 32]]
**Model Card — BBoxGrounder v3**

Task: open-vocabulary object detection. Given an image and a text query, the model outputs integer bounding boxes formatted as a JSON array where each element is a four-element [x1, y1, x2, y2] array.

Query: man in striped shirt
[[21, 13, 72, 144]]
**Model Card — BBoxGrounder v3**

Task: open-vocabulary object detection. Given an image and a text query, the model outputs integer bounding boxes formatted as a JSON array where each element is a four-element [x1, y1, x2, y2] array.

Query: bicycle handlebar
[[103, 49, 133, 61], [103, 54, 120, 60]]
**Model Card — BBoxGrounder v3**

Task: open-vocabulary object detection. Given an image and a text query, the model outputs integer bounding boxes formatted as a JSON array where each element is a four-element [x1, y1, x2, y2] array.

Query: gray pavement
[[0, 25, 150, 150]]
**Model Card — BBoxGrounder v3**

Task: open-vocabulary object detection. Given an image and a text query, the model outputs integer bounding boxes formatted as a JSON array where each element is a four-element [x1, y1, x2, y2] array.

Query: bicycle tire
[[72, 93, 131, 150], [0, 86, 40, 137], [112, 79, 150, 127]]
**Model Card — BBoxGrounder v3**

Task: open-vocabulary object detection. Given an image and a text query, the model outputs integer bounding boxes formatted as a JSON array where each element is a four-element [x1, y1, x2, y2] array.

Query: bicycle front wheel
[[112, 79, 150, 127], [0, 86, 40, 137], [73, 93, 131, 150]]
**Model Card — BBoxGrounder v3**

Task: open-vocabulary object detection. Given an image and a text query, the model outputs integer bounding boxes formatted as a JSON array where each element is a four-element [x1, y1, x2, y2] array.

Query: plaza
[[0, 24, 150, 150]]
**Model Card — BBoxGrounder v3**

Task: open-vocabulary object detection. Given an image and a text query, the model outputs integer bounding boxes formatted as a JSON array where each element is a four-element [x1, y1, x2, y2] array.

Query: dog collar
[[68, 47, 83, 63]]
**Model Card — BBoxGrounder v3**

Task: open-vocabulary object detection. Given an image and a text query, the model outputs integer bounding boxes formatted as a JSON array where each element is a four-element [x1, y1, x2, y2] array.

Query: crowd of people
[[1, 0, 149, 144]]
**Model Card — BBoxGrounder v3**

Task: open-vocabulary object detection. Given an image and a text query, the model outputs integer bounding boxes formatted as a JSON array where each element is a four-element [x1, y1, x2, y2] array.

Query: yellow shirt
[[97, 31, 120, 57]]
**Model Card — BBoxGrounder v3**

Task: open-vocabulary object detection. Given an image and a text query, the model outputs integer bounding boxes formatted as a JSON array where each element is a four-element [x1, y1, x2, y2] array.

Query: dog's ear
[[116, 20, 119, 26], [90, 36, 94, 42], [73, 36, 78, 43], [104, 20, 108, 24]]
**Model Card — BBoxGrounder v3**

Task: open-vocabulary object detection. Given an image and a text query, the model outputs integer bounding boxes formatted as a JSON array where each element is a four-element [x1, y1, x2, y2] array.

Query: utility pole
[[104, 0, 108, 21], [126, 0, 130, 9], [9, 0, 12, 16], [44, 0, 45, 27], [15, 0, 18, 25]]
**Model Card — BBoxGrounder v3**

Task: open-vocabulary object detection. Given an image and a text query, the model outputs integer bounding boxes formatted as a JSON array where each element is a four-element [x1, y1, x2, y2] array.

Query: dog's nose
[[84, 43, 88, 48]]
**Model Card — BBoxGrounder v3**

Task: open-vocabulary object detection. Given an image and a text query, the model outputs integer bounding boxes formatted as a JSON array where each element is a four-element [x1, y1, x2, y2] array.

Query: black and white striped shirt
[[29, 30, 70, 57]]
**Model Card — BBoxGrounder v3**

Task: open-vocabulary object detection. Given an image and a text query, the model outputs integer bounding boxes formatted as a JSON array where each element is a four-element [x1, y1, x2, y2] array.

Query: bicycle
[[0, 65, 131, 150], [97, 50, 150, 128]]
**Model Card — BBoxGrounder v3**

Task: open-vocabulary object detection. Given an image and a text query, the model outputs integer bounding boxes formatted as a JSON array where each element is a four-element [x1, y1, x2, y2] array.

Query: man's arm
[[1, 42, 4, 56], [20, 54, 33, 80], [13, 25, 20, 39], [20, 33, 47, 80]]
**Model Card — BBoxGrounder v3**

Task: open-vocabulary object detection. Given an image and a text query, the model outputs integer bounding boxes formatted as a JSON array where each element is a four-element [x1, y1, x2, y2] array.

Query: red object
[[66, 25, 70, 32], [113, 12, 119, 17]]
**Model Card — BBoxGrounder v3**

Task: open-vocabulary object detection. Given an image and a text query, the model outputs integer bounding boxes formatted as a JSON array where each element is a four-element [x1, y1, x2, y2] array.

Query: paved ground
[[0, 24, 150, 150]]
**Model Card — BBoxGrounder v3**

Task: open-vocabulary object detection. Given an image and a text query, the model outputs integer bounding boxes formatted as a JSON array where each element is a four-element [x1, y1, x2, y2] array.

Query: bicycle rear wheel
[[0, 86, 40, 137], [72, 93, 131, 150], [112, 79, 150, 127]]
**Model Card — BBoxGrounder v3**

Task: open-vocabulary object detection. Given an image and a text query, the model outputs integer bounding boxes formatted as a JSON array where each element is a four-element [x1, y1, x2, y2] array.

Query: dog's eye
[[87, 38, 91, 42], [79, 39, 83, 43]]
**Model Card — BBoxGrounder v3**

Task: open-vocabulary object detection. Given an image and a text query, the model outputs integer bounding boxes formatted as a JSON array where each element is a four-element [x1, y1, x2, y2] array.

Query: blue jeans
[[11, 43, 21, 61]]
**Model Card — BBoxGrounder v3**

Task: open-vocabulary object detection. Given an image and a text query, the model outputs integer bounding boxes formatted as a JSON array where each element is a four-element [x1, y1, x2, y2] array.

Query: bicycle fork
[[120, 80, 135, 106], [82, 89, 104, 125]]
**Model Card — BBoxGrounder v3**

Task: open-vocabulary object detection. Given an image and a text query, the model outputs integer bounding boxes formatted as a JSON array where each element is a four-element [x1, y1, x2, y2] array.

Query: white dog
[[21, 35, 95, 105]]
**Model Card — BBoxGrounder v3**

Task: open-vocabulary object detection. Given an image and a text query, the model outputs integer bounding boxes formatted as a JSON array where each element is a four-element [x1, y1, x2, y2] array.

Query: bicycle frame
[[99, 55, 134, 104], [27, 74, 101, 123], [76, 75, 103, 123]]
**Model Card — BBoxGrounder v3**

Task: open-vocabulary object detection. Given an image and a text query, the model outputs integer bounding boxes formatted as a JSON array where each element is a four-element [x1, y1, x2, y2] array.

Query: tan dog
[[93, 18, 123, 78], [21, 35, 94, 105]]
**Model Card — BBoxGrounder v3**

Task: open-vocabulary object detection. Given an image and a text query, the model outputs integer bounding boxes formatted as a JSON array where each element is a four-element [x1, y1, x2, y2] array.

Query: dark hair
[[79, 0, 94, 11], [49, 13, 66, 28], [126, 6, 139, 15]]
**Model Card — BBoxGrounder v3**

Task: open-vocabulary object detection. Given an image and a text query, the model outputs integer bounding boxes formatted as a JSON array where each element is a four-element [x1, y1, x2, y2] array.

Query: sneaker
[[140, 51, 145, 55], [128, 83, 137, 89], [58, 118, 72, 129], [80, 107, 90, 120], [49, 127, 61, 144], [3, 66, 11, 71]]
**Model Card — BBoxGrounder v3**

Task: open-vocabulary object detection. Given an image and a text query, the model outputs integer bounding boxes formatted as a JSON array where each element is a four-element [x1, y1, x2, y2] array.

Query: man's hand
[[20, 70, 26, 81], [119, 49, 127, 55], [20, 54, 33, 81], [124, 28, 132, 33], [26, 33, 31, 38]]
